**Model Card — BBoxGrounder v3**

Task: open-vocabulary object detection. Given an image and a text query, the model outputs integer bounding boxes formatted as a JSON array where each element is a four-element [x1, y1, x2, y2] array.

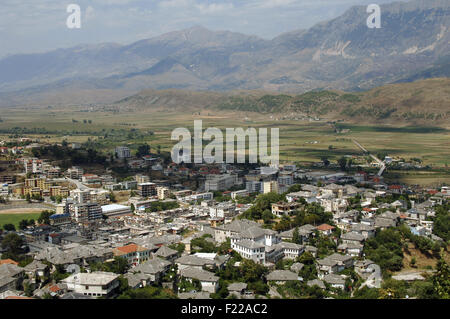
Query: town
[[0, 138, 448, 299]]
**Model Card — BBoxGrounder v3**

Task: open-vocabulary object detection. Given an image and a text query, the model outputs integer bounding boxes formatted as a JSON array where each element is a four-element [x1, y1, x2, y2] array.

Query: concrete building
[[62, 272, 119, 297], [115, 146, 131, 159], [138, 182, 157, 197], [204, 174, 236, 191], [113, 243, 151, 266], [101, 204, 132, 218], [263, 181, 279, 194], [72, 202, 102, 223]]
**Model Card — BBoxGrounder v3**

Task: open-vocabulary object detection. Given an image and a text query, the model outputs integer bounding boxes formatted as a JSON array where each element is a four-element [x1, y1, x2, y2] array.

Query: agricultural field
[[1, 105, 449, 185]]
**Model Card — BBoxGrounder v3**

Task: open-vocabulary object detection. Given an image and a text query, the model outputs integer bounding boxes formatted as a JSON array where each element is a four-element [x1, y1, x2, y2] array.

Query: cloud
[[195, 3, 234, 14], [257, 0, 296, 9]]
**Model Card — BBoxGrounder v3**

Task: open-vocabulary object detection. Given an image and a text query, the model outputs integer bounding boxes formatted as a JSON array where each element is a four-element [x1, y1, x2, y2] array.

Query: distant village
[[0, 138, 448, 299]]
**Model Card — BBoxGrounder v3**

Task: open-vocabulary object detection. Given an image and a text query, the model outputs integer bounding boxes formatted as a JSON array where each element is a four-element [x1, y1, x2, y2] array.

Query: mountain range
[[0, 0, 448, 107]]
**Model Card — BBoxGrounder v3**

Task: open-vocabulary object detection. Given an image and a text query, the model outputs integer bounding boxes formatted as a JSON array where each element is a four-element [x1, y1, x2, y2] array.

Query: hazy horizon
[[0, 0, 401, 58]]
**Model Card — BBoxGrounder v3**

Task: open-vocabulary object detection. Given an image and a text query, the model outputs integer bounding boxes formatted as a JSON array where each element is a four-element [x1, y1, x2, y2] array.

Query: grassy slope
[[114, 78, 450, 126]]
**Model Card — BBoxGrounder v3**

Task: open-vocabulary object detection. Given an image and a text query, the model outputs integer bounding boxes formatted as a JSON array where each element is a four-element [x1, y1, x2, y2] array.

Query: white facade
[[63, 272, 119, 297]]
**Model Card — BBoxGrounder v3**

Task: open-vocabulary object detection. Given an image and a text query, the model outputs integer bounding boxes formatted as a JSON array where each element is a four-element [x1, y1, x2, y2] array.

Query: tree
[[37, 210, 53, 225], [410, 257, 417, 268], [136, 144, 151, 157], [321, 157, 330, 167], [109, 191, 117, 203], [3, 223, 16, 231], [19, 219, 30, 230], [1, 233, 24, 258], [432, 257, 450, 299], [338, 157, 347, 171], [292, 227, 301, 244]]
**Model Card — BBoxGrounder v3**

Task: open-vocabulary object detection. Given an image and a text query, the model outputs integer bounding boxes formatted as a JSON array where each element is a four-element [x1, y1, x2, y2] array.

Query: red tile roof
[[0, 259, 19, 265], [49, 285, 61, 293], [114, 243, 148, 255], [316, 224, 335, 231]]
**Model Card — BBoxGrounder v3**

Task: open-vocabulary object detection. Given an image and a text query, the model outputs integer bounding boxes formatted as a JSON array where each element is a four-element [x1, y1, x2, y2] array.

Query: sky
[[0, 0, 401, 58]]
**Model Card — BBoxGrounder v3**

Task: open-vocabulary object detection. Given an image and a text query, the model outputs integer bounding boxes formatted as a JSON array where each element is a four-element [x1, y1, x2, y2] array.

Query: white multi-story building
[[246, 181, 262, 193], [278, 174, 294, 186], [231, 239, 265, 264], [231, 189, 249, 199], [157, 187, 170, 200], [209, 203, 236, 219], [71, 202, 102, 223], [62, 272, 119, 297], [115, 146, 131, 159], [101, 204, 132, 218], [204, 174, 236, 191], [263, 181, 279, 194]]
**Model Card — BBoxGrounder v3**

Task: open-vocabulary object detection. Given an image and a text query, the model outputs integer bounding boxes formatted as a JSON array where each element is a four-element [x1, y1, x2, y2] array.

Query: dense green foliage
[[145, 201, 179, 212], [363, 227, 405, 272]]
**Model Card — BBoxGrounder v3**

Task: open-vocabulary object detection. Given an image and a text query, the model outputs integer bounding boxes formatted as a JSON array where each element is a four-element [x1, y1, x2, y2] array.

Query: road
[[54, 177, 93, 191], [360, 264, 382, 289], [352, 139, 386, 176]]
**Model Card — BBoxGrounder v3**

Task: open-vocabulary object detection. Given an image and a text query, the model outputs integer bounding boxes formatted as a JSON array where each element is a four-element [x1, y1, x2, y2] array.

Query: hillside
[[113, 78, 450, 126]]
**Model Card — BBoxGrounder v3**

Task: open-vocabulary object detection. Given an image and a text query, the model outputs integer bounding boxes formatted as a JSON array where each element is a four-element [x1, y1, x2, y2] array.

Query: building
[[113, 243, 151, 266], [263, 181, 279, 194], [246, 181, 262, 193], [62, 272, 119, 297], [81, 174, 101, 186], [209, 203, 236, 219], [72, 202, 102, 223], [271, 202, 301, 217], [49, 213, 72, 226], [316, 224, 335, 236], [266, 270, 299, 284], [135, 175, 150, 184], [205, 174, 236, 191], [101, 204, 132, 218], [278, 174, 294, 186], [231, 239, 265, 264], [179, 268, 220, 294], [157, 187, 170, 200], [138, 182, 157, 197], [115, 146, 131, 159], [231, 189, 249, 199]]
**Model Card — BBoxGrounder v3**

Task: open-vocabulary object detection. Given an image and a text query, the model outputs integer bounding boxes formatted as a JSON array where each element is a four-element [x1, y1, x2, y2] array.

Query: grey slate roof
[[180, 268, 219, 282], [290, 262, 304, 273], [24, 260, 47, 272], [124, 272, 149, 288], [240, 226, 275, 239], [178, 291, 211, 299], [266, 270, 298, 281], [234, 239, 265, 250], [228, 282, 248, 292], [307, 279, 325, 289], [175, 255, 216, 267], [327, 253, 353, 263], [341, 232, 365, 242], [216, 219, 260, 232], [154, 245, 178, 258], [133, 258, 171, 275], [0, 264, 24, 278], [323, 274, 346, 285]]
